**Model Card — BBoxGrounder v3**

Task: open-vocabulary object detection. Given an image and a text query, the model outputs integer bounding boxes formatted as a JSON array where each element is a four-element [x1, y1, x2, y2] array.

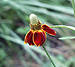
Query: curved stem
[[42, 45, 56, 67]]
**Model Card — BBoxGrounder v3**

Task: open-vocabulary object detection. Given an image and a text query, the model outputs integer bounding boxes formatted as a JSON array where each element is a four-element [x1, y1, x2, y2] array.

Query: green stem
[[42, 45, 56, 67], [72, 0, 75, 17]]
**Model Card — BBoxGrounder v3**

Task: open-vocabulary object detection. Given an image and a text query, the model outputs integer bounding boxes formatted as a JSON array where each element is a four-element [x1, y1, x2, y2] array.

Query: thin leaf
[[72, 0, 75, 16], [50, 25, 75, 30], [59, 36, 75, 40]]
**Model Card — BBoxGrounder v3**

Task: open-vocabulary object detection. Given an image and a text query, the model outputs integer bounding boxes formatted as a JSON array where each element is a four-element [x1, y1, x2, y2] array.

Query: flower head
[[24, 14, 56, 46]]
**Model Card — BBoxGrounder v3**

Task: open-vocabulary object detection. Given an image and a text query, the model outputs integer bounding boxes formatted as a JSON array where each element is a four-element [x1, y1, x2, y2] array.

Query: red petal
[[33, 30, 46, 46], [24, 30, 34, 45], [42, 24, 56, 36]]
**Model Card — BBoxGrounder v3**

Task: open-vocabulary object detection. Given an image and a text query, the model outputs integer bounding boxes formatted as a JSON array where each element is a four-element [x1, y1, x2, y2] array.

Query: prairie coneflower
[[24, 14, 56, 46]]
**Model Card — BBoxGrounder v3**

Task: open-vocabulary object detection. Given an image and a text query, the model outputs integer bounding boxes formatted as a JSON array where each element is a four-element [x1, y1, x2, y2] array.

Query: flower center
[[29, 14, 42, 30], [30, 21, 42, 30]]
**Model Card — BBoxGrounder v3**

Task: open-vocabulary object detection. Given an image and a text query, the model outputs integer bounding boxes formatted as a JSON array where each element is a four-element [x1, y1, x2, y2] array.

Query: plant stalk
[[42, 45, 56, 67]]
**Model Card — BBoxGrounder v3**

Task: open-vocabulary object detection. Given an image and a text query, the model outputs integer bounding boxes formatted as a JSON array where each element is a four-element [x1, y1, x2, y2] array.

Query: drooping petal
[[24, 30, 34, 45], [33, 30, 46, 46], [42, 24, 56, 36]]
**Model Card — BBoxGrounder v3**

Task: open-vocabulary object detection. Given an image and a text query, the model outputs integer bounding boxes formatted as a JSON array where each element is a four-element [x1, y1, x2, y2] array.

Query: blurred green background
[[0, 0, 75, 67]]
